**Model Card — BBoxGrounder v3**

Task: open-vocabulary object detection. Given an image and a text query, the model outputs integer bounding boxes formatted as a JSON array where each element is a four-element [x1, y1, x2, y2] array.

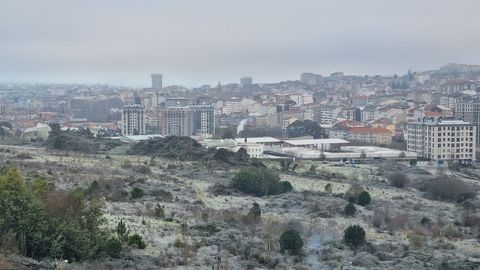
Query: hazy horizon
[[1, 0, 480, 87]]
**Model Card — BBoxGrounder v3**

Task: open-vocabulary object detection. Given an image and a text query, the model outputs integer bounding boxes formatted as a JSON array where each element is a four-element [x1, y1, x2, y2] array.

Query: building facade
[[239, 77, 253, 87], [122, 104, 146, 135], [347, 127, 393, 145], [192, 104, 215, 135], [151, 74, 163, 89], [455, 102, 480, 148], [165, 107, 193, 136], [406, 118, 476, 162]]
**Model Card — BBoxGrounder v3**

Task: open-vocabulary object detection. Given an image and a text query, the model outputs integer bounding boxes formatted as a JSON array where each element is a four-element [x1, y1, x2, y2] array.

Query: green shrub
[[44, 124, 121, 153], [85, 180, 100, 198], [344, 224, 366, 248], [420, 217, 431, 226], [127, 136, 208, 161], [116, 220, 127, 240], [344, 202, 356, 217], [104, 237, 122, 258], [357, 191, 371, 206], [214, 148, 234, 163], [131, 187, 145, 199], [128, 234, 146, 249], [286, 120, 327, 139], [279, 230, 303, 255], [154, 204, 165, 219], [0, 168, 117, 262], [248, 202, 261, 223], [280, 181, 294, 193], [324, 183, 332, 193], [231, 167, 293, 196]]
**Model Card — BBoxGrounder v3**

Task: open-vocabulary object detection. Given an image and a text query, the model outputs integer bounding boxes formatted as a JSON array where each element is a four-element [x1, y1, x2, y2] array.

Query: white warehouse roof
[[283, 138, 349, 146], [235, 137, 282, 143]]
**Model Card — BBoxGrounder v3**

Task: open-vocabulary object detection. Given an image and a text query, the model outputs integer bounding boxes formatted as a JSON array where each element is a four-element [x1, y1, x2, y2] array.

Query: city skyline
[[1, 0, 480, 87]]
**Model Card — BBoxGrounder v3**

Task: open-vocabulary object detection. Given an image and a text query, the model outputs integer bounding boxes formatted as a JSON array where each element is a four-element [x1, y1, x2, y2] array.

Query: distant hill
[[438, 63, 480, 74]]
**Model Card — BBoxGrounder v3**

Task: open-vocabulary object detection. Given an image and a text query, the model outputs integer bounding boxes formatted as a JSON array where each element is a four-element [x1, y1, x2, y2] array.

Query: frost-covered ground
[[1, 145, 479, 270]]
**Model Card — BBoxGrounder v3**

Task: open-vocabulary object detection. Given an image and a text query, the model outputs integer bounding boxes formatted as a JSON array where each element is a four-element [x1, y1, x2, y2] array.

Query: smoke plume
[[237, 119, 248, 135]]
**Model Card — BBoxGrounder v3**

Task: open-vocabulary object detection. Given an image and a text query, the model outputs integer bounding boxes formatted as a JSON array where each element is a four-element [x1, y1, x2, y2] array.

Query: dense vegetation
[[127, 136, 210, 161], [344, 202, 357, 217], [344, 224, 366, 248], [357, 191, 372, 206], [231, 167, 293, 196], [44, 123, 122, 153], [426, 176, 475, 203], [389, 172, 409, 188], [0, 168, 120, 261], [286, 120, 327, 139], [279, 230, 303, 255], [346, 187, 372, 207], [213, 147, 265, 167]]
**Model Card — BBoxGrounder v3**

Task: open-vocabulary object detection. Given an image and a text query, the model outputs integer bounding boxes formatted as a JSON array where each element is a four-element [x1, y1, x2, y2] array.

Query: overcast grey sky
[[1, 0, 480, 87]]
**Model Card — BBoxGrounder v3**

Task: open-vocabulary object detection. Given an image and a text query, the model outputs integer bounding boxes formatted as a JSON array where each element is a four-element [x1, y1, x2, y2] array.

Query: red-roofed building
[[348, 127, 393, 145], [424, 111, 442, 118]]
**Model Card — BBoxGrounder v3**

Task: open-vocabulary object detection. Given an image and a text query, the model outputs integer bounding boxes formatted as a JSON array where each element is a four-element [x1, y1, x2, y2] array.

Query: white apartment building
[[406, 118, 476, 162], [455, 101, 480, 147], [236, 142, 264, 158], [122, 104, 146, 136], [289, 93, 314, 106], [223, 99, 242, 114]]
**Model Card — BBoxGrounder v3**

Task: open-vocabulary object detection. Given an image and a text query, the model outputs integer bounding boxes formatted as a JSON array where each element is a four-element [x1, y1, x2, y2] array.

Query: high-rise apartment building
[[191, 104, 215, 135], [151, 74, 163, 89], [239, 77, 253, 87], [122, 104, 146, 135], [406, 117, 476, 162], [455, 101, 480, 147], [165, 107, 193, 136], [300, 73, 325, 85]]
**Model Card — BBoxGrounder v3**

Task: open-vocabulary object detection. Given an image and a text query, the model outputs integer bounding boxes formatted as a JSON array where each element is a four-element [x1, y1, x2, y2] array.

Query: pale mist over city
[[1, 1, 480, 269]]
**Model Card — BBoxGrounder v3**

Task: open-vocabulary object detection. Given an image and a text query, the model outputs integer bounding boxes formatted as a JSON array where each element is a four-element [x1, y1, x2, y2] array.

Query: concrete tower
[[151, 74, 163, 89]]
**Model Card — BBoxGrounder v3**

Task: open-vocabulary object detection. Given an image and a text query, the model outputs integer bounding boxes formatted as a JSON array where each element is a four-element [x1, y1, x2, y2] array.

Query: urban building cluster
[[2, 63, 480, 164]]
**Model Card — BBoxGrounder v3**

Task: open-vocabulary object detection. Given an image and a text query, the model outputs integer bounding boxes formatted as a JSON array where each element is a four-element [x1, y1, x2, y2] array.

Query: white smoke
[[236, 119, 248, 135]]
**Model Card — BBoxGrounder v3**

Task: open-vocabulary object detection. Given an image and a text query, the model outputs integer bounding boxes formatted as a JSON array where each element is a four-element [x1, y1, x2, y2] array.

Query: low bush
[[388, 172, 409, 188], [131, 187, 145, 199], [128, 234, 146, 249], [154, 204, 165, 219], [357, 191, 371, 206], [103, 237, 123, 258], [426, 176, 475, 203], [279, 230, 303, 255], [231, 167, 293, 197], [344, 224, 366, 248], [344, 202, 357, 217], [248, 202, 262, 223], [214, 148, 234, 163], [407, 230, 424, 249]]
